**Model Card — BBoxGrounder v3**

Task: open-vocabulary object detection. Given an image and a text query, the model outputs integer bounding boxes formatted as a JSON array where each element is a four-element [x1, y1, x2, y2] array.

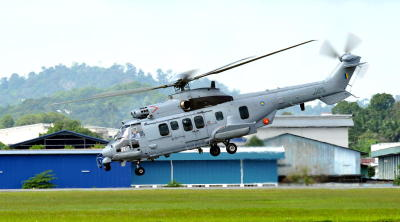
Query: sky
[[0, 0, 399, 99]]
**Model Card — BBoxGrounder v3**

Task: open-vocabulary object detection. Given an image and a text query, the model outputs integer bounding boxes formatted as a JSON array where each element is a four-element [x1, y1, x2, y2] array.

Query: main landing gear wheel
[[210, 144, 221, 156], [104, 163, 111, 171], [135, 166, 145, 176], [226, 143, 237, 154]]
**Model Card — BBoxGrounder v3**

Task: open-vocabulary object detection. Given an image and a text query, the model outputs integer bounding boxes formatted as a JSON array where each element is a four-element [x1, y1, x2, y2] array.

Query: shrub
[[29, 145, 45, 150], [394, 165, 400, 186], [0, 141, 10, 150], [245, 136, 264, 146], [284, 168, 315, 185], [164, 180, 183, 187], [64, 145, 74, 149], [367, 166, 375, 178], [92, 144, 105, 149], [22, 170, 56, 189]]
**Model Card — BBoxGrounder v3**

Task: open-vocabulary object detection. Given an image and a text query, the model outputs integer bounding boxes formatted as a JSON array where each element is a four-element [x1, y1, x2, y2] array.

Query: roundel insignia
[[260, 101, 265, 106]]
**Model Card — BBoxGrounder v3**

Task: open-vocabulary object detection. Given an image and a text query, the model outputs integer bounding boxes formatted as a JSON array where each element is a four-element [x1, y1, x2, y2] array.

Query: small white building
[[255, 114, 353, 148], [84, 125, 118, 139], [0, 123, 52, 145], [371, 142, 400, 180]]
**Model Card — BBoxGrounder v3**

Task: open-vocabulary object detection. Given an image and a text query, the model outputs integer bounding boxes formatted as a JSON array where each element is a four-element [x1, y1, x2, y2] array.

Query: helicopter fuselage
[[100, 60, 360, 173]]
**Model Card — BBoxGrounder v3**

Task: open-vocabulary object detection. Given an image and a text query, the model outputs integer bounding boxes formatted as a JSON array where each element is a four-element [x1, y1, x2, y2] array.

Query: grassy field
[[0, 188, 400, 222]]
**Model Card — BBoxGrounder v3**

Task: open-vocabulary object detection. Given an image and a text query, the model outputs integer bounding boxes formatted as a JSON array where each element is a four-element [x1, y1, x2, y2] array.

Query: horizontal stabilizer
[[319, 91, 351, 105]]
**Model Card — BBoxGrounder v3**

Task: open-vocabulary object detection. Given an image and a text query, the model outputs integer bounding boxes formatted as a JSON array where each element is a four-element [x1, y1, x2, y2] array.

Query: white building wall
[[256, 127, 349, 148], [0, 123, 52, 145], [84, 125, 118, 139]]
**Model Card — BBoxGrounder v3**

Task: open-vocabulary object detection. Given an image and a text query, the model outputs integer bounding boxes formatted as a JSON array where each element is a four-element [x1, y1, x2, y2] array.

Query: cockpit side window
[[215, 111, 224, 121], [158, 123, 170, 136], [182, 118, 193, 131]]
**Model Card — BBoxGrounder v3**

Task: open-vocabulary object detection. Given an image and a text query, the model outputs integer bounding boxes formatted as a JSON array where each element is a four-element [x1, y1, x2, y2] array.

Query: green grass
[[0, 188, 400, 221]]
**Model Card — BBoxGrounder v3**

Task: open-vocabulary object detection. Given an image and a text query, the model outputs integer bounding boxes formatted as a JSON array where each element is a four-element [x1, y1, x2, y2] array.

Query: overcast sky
[[0, 0, 399, 99]]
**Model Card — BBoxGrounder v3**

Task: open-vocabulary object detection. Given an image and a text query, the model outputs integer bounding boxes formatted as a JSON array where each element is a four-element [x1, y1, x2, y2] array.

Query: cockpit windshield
[[113, 123, 144, 141], [114, 125, 128, 140]]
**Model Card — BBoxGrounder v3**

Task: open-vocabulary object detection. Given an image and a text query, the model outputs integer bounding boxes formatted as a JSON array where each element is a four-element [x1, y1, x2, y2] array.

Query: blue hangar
[[0, 147, 284, 189]]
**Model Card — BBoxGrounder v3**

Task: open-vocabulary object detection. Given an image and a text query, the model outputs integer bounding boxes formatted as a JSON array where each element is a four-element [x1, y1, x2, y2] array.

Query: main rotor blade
[[344, 33, 361, 53], [320, 40, 340, 59], [52, 84, 173, 105], [191, 40, 316, 81]]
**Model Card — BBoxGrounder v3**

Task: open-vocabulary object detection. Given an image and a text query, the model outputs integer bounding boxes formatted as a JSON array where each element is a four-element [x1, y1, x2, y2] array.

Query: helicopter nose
[[101, 146, 114, 158]]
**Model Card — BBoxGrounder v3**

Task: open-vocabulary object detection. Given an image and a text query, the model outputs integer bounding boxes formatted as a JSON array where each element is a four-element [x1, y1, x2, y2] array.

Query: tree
[[394, 165, 400, 186], [369, 93, 395, 112], [15, 112, 67, 126], [281, 111, 293, 115], [245, 136, 264, 146], [367, 166, 375, 178], [22, 170, 56, 189], [44, 119, 102, 138], [0, 115, 14, 128], [332, 93, 400, 153], [332, 101, 362, 115], [0, 141, 9, 150]]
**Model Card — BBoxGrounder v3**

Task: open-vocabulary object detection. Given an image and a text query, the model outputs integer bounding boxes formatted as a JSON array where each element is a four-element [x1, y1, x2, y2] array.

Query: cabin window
[[215, 111, 224, 121], [170, 121, 179, 130], [239, 106, 249, 119], [158, 123, 170, 136], [182, 118, 193, 131], [194, 116, 205, 129]]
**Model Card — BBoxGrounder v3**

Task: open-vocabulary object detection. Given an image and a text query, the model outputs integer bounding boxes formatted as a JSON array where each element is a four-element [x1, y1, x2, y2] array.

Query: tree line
[[332, 93, 400, 154]]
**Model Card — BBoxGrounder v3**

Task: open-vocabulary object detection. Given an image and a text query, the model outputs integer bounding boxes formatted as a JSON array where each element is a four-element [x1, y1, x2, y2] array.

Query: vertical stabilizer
[[327, 54, 361, 92]]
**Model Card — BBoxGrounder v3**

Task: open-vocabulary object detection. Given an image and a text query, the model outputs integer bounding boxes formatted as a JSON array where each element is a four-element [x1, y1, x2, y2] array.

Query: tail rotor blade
[[320, 40, 340, 59], [344, 33, 362, 53], [356, 63, 369, 78]]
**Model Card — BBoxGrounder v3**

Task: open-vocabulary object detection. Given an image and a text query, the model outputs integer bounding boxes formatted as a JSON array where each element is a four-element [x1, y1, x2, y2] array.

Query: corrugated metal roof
[[264, 133, 365, 154], [371, 146, 400, 157], [264, 114, 353, 128], [9, 130, 109, 148], [0, 147, 285, 160], [0, 149, 102, 155]]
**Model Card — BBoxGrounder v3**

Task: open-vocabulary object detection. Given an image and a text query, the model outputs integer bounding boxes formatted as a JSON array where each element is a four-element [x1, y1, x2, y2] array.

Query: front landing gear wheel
[[226, 143, 237, 154], [210, 144, 221, 156], [135, 166, 145, 176], [104, 163, 111, 171]]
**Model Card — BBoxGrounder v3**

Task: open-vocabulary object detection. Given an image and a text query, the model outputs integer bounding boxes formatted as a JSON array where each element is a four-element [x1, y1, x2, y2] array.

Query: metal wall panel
[[173, 160, 241, 184], [243, 160, 277, 183], [264, 134, 360, 176], [131, 161, 171, 185], [378, 154, 400, 180], [334, 148, 360, 175], [131, 159, 279, 185], [0, 154, 131, 189]]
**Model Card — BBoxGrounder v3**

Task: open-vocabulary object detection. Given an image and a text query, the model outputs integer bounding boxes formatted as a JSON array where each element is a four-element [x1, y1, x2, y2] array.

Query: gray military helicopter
[[56, 34, 366, 175]]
